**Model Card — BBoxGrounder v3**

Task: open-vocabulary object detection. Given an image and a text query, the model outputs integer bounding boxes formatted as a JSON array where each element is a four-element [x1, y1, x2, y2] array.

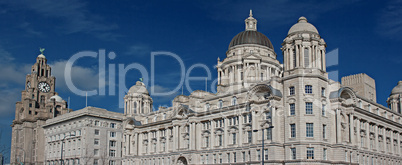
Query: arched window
[[232, 97, 237, 106], [40, 95, 45, 103], [304, 48, 309, 67], [141, 102, 144, 113]]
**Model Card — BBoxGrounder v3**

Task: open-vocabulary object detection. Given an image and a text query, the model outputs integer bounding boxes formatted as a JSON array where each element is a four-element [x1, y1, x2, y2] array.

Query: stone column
[[336, 109, 341, 143], [211, 120, 215, 148], [356, 119, 361, 147], [138, 133, 143, 155], [239, 115, 244, 146], [252, 110, 256, 144], [374, 125, 379, 151], [196, 122, 201, 150], [156, 130, 160, 153], [173, 126, 178, 151], [191, 122, 196, 150], [223, 117, 228, 147], [349, 113, 354, 144], [322, 49, 326, 71]]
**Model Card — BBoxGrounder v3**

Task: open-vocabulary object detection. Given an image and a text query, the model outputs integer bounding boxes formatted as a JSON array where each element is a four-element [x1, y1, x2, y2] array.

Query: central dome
[[228, 30, 274, 49]]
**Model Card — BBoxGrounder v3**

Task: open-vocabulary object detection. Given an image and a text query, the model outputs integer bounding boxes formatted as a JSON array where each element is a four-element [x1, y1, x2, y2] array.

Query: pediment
[[243, 54, 262, 60]]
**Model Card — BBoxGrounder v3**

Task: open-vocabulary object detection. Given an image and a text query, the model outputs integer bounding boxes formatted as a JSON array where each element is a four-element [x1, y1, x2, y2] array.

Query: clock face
[[26, 81, 31, 90], [38, 82, 50, 93]]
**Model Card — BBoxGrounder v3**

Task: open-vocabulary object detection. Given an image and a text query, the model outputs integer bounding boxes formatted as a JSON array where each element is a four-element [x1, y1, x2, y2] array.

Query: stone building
[[121, 12, 402, 165], [9, 11, 402, 165], [10, 53, 71, 165], [43, 106, 124, 165]]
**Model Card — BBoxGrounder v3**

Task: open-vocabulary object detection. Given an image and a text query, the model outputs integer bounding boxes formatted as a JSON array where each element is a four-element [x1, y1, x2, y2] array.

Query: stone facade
[[43, 106, 124, 165], [10, 54, 71, 165], [121, 13, 402, 165]]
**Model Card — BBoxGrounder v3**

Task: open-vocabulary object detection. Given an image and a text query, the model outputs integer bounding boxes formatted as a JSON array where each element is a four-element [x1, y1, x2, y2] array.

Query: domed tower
[[281, 17, 330, 160], [387, 81, 402, 113], [124, 81, 153, 116], [282, 16, 327, 73], [217, 10, 282, 93]]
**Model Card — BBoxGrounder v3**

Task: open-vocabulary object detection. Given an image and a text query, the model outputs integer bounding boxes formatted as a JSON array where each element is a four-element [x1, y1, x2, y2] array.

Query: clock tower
[[10, 50, 71, 165]]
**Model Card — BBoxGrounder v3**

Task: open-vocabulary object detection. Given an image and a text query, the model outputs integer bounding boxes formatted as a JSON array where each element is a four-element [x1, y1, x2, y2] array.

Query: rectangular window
[[232, 133, 236, 144], [110, 140, 116, 147], [289, 86, 295, 95], [95, 129, 100, 135], [323, 125, 327, 139], [290, 103, 295, 115], [110, 132, 116, 137], [304, 48, 309, 67], [264, 149, 268, 160], [247, 131, 252, 143], [321, 87, 326, 96], [242, 152, 246, 162], [233, 152, 237, 162], [257, 150, 261, 161], [322, 104, 326, 116], [306, 123, 314, 137], [110, 123, 116, 128], [323, 148, 327, 160], [201, 155, 204, 164], [94, 159, 98, 165], [248, 113, 252, 123], [109, 160, 116, 165], [261, 73, 264, 81], [110, 149, 116, 157], [305, 85, 312, 94], [306, 102, 313, 114], [205, 136, 209, 147], [291, 148, 296, 160], [227, 153, 230, 163], [219, 154, 222, 163], [94, 149, 99, 156], [94, 139, 99, 145], [307, 147, 314, 159], [213, 154, 217, 164], [218, 135, 223, 146], [290, 124, 296, 138], [266, 128, 272, 140]]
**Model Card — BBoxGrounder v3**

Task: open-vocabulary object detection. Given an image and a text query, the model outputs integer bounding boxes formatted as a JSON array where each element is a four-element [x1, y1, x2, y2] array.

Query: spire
[[245, 10, 257, 31]]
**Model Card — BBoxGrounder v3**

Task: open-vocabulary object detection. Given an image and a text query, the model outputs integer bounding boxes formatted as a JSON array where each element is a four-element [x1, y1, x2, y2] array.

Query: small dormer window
[[232, 97, 237, 106]]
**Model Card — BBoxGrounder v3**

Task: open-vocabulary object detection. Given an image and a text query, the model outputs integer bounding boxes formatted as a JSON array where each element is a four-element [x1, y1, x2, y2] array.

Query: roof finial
[[249, 9, 253, 17]]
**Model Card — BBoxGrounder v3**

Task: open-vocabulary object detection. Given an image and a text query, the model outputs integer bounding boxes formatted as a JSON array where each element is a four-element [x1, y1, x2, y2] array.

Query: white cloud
[[125, 45, 152, 56], [1, 0, 120, 40], [50, 60, 102, 92], [377, 0, 402, 40], [149, 85, 172, 94], [0, 48, 31, 117]]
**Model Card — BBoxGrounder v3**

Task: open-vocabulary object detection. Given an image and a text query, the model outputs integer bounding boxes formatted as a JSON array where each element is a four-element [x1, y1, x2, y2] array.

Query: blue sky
[[0, 0, 402, 162]]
